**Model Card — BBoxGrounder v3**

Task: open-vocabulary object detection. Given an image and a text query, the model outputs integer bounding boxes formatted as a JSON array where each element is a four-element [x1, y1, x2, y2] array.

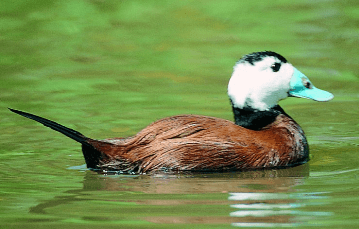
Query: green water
[[1, 0, 359, 228]]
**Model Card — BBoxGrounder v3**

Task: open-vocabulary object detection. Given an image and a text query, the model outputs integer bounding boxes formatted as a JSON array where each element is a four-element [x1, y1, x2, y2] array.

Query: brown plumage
[[8, 109, 308, 174], [9, 51, 333, 174], [92, 114, 308, 173]]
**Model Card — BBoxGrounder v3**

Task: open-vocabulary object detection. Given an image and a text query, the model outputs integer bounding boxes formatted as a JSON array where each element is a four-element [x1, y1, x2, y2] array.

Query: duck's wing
[[91, 115, 256, 172]]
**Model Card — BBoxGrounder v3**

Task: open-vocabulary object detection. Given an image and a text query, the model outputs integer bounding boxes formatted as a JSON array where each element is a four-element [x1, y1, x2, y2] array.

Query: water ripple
[[229, 192, 333, 227]]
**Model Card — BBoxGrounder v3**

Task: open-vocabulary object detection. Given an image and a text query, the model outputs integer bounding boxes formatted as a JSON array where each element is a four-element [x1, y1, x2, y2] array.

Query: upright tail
[[9, 108, 106, 169], [9, 108, 88, 144]]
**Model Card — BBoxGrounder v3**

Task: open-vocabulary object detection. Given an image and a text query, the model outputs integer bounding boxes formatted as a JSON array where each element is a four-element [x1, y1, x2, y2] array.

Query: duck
[[9, 51, 334, 174]]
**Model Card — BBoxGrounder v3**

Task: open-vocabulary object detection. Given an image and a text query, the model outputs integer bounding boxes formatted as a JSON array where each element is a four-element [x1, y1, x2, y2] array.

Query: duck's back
[[88, 114, 309, 173]]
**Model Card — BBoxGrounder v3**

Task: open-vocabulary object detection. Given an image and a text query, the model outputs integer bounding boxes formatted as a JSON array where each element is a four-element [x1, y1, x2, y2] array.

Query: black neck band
[[231, 102, 289, 130]]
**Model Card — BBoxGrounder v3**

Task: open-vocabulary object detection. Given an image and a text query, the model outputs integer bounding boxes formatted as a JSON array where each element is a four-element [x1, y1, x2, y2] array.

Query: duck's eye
[[271, 63, 281, 72]]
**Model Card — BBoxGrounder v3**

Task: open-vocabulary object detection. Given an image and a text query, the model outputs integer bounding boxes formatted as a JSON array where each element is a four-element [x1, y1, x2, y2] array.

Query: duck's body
[[9, 51, 333, 174], [88, 109, 307, 172]]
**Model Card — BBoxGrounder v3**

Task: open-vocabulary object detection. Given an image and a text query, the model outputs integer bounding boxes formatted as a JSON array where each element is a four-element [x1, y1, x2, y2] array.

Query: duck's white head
[[227, 51, 334, 111]]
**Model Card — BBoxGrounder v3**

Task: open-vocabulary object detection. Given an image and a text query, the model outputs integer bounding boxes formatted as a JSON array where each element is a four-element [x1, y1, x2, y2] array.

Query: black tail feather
[[9, 108, 88, 144]]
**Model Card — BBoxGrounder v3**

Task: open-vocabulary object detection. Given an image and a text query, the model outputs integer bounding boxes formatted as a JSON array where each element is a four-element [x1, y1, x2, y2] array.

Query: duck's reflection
[[29, 164, 332, 227], [84, 163, 309, 194], [81, 163, 323, 226]]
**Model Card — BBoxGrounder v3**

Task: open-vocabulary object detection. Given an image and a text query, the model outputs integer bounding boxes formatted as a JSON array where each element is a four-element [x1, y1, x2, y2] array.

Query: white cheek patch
[[228, 59, 294, 111], [228, 63, 257, 108]]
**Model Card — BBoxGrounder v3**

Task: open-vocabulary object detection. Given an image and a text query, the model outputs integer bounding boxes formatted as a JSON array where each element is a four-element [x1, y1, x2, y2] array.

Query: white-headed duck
[[9, 51, 334, 174]]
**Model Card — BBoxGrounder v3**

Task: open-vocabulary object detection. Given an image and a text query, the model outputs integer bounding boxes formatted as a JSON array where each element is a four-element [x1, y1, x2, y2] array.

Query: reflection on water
[[27, 164, 336, 227], [229, 192, 332, 227], [84, 163, 309, 193]]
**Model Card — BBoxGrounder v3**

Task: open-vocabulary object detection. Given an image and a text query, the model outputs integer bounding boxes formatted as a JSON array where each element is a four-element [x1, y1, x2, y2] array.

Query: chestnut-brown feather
[[85, 114, 308, 173]]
